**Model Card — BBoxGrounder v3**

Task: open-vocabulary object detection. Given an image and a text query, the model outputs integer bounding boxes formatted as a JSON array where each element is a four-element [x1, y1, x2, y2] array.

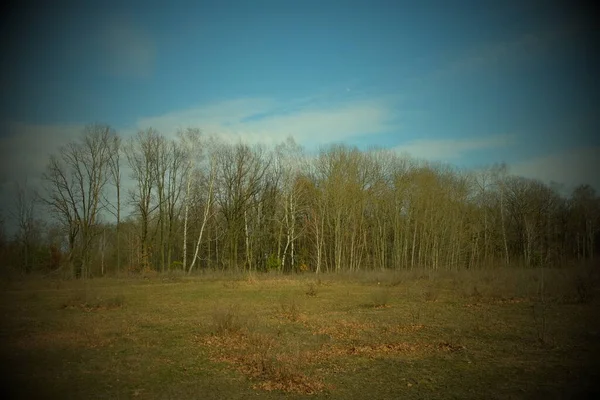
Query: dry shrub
[[244, 334, 325, 394], [423, 285, 439, 302], [141, 266, 158, 279], [408, 304, 421, 325], [280, 298, 301, 322], [245, 272, 259, 285], [531, 301, 554, 347], [162, 268, 186, 282], [464, 284, 482, 300], [574, 274, 594, 304], [306, 282, 318, 297], [202, 331, 325, 394], [211, 304, 246, 335], [61, 291, 125, 311], [389, 274, 404, 287], [222, 280, 240, 289], [370, 288, 391, 308]]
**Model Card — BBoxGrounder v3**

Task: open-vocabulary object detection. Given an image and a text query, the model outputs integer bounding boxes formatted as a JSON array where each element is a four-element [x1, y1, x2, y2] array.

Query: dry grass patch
[[278, 298, 305, 323], [222, 280, 241, 289], [3, 267, 599, 399], [305, 317, 376, 342], [199, 331, 327, 395], [344, 341, 430, 357], [60, 290, 125, 312], [210, 304, 249, 335], [305, 282, 318, 297], [369, 287, 391, 308], [381, 323, 426, 335]]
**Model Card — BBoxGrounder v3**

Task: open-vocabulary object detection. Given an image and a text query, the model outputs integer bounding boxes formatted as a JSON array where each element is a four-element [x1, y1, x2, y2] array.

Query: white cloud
[[0, 93, 397, 215], [97, 15, 156, 78], [392, 134, 515, 162], [135, 97, 397, 147], [510, 147, 600, 193], [136, 98, 278, 136]]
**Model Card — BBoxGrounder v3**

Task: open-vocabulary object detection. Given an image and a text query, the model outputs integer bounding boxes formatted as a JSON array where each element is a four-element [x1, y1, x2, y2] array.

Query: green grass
[[1, 266, 599, 399]]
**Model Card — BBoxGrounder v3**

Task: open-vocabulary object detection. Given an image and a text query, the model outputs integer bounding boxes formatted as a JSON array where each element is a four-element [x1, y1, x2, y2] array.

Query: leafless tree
[[40, 124, 114, 277], [124, 128, 161, 271], [215, 141, 271, 270], [106, 134, 122, 273], [10, 180, 37, 272]]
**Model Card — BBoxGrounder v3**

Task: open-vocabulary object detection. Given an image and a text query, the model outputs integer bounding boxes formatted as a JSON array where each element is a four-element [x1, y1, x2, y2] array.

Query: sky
[[0, 0, 598, 222]]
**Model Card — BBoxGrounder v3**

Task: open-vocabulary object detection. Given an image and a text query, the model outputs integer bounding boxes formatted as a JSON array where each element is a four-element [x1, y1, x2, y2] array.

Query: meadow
[[1, 265, 599, 399]]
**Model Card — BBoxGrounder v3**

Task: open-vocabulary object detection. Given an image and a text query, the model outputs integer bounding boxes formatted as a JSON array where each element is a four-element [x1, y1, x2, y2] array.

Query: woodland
[[1, 124, 598, 277]]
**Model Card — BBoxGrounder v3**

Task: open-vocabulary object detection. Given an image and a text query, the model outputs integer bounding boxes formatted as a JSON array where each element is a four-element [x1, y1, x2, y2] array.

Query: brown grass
[[1, 265, 599, 399]]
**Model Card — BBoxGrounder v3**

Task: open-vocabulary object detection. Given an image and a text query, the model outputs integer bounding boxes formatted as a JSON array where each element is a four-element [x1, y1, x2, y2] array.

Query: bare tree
[[179, 128, 202, 272], [124, 128, 161, 271], [40, 124, 114, 277], [30, 127, 600, 276], [153, 136, 187, 271], [215, 142, 271, 270], [164, 139, 187, 270], [10, 180, 37, 272], [570, 184, 599, 261], [187, 147, 217, 274], [275, 137, 308, 272], [106, 134, 122, 273]]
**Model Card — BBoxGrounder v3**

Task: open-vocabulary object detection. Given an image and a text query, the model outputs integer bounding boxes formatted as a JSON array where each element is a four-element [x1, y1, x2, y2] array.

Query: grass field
[[1, 266, 599, 399]]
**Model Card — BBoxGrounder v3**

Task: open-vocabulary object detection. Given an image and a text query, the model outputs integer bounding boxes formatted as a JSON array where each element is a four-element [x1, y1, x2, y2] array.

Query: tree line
[[1, 124, 598, 277]]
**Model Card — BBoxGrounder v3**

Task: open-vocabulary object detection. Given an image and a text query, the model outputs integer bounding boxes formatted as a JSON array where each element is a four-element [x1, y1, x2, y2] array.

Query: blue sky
[[0, 0, 598, 199]]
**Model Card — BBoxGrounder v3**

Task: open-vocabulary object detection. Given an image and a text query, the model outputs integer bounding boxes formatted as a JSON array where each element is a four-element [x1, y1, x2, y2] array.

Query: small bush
[[212, 304, 245, 335], [409, 304, 421, 324], [163, 268, 186, 282], [298, 263, 310, 273], [170, 261, 184, 271], [246, 272, 259, 285], [222, 280, 240, 289], [423, 286, 439, 302], [305, 282, 318, 297], [531, 302, 553, 347], [246, 334, 323, 394], [461, 282, 482, 300], [574, 275, 593, 304], [371, 288, 391, 308], [389, 275, 404, 287], [280, 298, 301, 322], [266, 254, 281, 272]]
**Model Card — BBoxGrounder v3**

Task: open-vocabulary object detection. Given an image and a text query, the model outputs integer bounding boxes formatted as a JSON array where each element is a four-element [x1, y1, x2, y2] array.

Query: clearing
[[1, 267, 599, 399]]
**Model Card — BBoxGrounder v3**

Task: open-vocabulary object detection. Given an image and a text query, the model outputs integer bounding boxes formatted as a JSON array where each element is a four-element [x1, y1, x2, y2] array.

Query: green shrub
[[266, 254, 281, 272], [170, 261, 184, 271]]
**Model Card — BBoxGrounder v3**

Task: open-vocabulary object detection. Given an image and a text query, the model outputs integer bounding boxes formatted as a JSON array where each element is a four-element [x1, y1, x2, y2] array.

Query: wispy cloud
[[136, 98, 278, 134], [0, 92, 397, 194], [97, 15, 156, 79], [135, 96, 398, 147], [392, 134, 515, 162], [510, 146, 600, 192]]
